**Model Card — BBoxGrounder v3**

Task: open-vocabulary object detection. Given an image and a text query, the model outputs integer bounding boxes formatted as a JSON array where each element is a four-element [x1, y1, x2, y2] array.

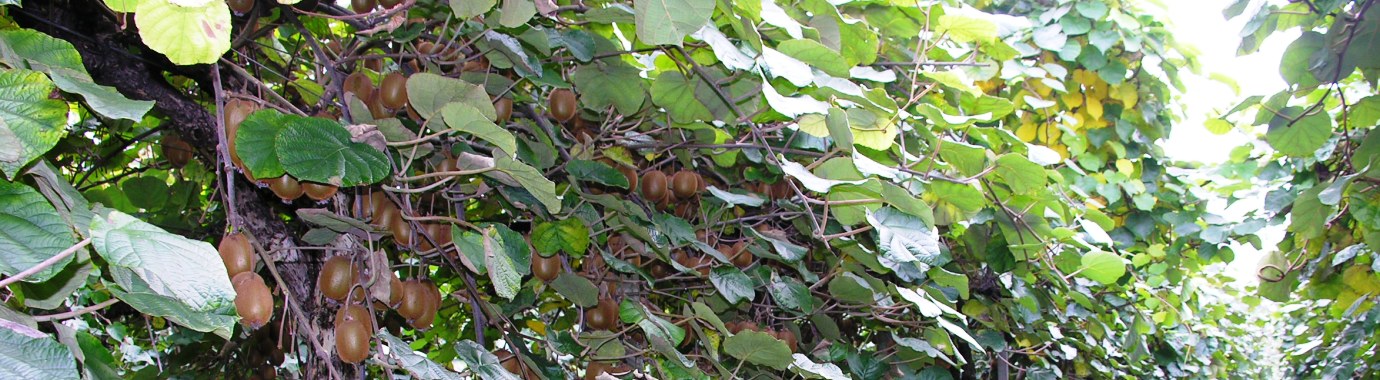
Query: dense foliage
[[0, 0, 1358, 378]]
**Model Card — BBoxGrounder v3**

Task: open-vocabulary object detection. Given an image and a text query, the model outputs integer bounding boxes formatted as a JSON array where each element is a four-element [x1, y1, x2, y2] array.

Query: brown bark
[[13, 2, 357, 378]]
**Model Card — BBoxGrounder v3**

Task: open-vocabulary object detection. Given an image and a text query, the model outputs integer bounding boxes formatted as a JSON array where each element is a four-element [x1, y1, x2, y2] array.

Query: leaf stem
[[0, 237, 92, 290]]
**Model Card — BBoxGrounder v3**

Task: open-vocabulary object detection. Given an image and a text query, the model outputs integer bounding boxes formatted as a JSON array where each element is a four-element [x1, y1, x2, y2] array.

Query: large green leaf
[[867, 207, 943, 281], [723, 330, 793, 370], [0, 30, 153, 121], [651, 71, 713, 122], [378, 332, 465, 380], [570, 63, 646, 115], [993, 154, 1047, 194], [565, 160, 629, 189], [551, 272, 598, 308], [135, 0, 232, 65], [441, 103, 517, 156], [490, 154, 560, 214], [0, 320, 79, 380], [233, 109, 291, 180], [633, 0, 714, 46], [776, 39, 851, 77], [0, 70, 67, 179], [481, 226, 521, 300], [1279, 32, 1323, 87], [451, 0, 496, 19], [1078, 250, 1125, 285], [274, 116, 391, 186], [767, 273, 815, 313], [936, 13, 997, 43], [1265, 106, 1332, 158], [406, 73, 495, 121], [530, 218, 589, 256], [89, 207, 238, 339], [0, 178, 77, 283], [709, 266, 755, 304]]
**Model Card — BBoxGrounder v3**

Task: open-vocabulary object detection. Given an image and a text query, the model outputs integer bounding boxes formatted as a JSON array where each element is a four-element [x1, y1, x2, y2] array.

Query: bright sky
[[1157, 0, 1297, 285]]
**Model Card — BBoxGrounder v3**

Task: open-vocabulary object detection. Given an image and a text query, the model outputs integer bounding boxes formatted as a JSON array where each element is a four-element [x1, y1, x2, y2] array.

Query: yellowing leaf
[[795, 113, 829, 138], [135, 0, 231, 65]]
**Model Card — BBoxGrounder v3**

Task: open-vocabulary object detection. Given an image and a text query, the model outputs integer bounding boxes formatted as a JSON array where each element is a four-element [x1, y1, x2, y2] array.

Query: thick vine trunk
[[13, 2, 357, 378]]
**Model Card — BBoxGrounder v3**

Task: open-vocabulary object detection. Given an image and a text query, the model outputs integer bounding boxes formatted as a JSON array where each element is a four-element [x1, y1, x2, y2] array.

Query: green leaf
[[993, 154, 1046, 194], [1279, 32, 1323, 87], [651, 71, 714, 122], [551, 272, 599, 308], [0, 178, 78, 283], [0, 320, 79, 380], [868, 207, 943, 281], [481, 31, 543, 78], [104, 0, 141, 12], [1265, 106, 1332, 157], [275, 116, 391, 186], [0, 70, 67, 179], [498, 0, 536, 28], [570, 63, 647, 115], [827, 272, 876, 304], [406, 73, 495, 121], [135, 0, 231, 65], [1256, 250, 1297, 302], [452, 0, 496, 19], [0, 30, 153, 121], [490, 155, 560, 214], [1032, 24, 1067, 51], [936, 14, 997, 43], [482, 227, 521, 300], [1078, 250, 1125, 285], [776, 39, 851, 77], [768, 273, 815, 313], [442, 103, 517, 156], [785, 158, 865, 193], [565, 160, 629, 189], [633, 0, 714, 46], [378, 332, 465, 380], [19, 254, 92, 310], [723, 330, 793, 370], [709, 266, 755, 304], [846, 107, 898, 151], [90, 207, 238, 339], [927, 267, 969, 299], [788, 353, 849, 380], [120, 176, 168, 210], [706, 186, 765, 207], [1204, 118, 1233, 135], [1289, 186, 1331, 240], [233, 109, 290, 180], [453, 340, 522, 380], [296, 208, 372, 233], [530, 218, 589, 256]]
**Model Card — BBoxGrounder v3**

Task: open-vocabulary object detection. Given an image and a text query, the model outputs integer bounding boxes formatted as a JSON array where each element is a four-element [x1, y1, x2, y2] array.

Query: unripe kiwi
[[333, 316, 371, 364], [228, 0, 254, 13], [494, 97, 513, 124], [268, 176, 303, 201], [585, 298, 618, 331], [220, 232, 255, 278], [671, 170, 699, 200], [161, 133, 193, 168], [233, 272, 274, 329], [532, 252, 562, 282], [335, 303, 376, 331], [302, 182, 339, 201], [548, 88, 578, 123], [350, 0, 376, 14], [318, 256, 357, 302], [640, 171, 668, 202]]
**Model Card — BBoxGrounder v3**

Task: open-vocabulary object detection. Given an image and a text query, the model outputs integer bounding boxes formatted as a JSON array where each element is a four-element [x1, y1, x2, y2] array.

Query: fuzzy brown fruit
[[161, 133, 193, 168], [233, 272, 274, 329], [640, 171, 668, 202], [302, 182, 338, 201], [585, 298, 618, 331], [318, 256, 357, 302], [397, 279, 427, 321], [548, 88, 578, 123], [220, 232, 256, 278], [496, 349, 521, 375], [267, 176, 303, 201], [334, 316, 371, 364], [379, 0, 401, 8], [335, 303, 376, 331], [532, 253, 562, 282], [671, 170, 700, 200], [343, 72, 374, 101], [494, 97, 513, 124], [729, 241, 752, 268], [350, 0, 376, 14], [224, 99, 256, 168], [388, 212, 413, 246], [408, 280, 440, 329], [379, 72, 408, 109], [228, 0, 254, 13]]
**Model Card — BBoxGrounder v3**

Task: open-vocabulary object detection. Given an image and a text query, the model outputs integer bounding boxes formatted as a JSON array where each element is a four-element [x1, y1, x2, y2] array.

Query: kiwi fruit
[[388, 213, 414, 246], [777, 329, 799, 353], [616, 165, 638, 191], [461, 56, 489, 72], [302, 182, 339, 201], [585, 298, 618, 331], [233, 272, 274, 329], [350, 0, 376, 14], [379, 72, 408, 109], [494, 97, 513, 124], [268, 176, 303, 201], [335, 303, 376, 331], [228, 0, 254, 13], [379, 0, 401, 8], [397, 279, 427, 320], [729, 241, 752, 268], [333, 316, 371, 364], [384, 272, 405, 308], [161, 133, 193, 168], [584, 361, 613, 380], [220, 232, 255, 278], [640, 171, 668, 202], [409, 281, 440, 329], [496, 349, 520, 374], [548, 88, 578, 123], [532, 253, 562, 282], [343, 72, 374, 101], [671, 170, 700, 200], [224, 99, 256, 168], [318, 256, 357, 302]]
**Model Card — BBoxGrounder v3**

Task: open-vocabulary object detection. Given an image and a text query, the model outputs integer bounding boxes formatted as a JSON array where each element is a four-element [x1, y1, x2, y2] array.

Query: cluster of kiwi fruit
[[357, 191, 452, 251], [317, 255, 441, 364], [726, 321, 799, 353], [239, 324, 286, 380], [221, 232, 275, 329], [222, 97, 343, 202], [746, 180, 795, 201]]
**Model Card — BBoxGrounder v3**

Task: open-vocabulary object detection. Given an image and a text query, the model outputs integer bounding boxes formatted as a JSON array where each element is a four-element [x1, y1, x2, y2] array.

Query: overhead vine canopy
[[0, 0, 1365, 378]]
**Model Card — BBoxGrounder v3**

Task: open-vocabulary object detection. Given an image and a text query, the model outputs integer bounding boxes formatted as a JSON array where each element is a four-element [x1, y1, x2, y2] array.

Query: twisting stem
[[33, 298, 120, 322], [0, 238, 92, 290]]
